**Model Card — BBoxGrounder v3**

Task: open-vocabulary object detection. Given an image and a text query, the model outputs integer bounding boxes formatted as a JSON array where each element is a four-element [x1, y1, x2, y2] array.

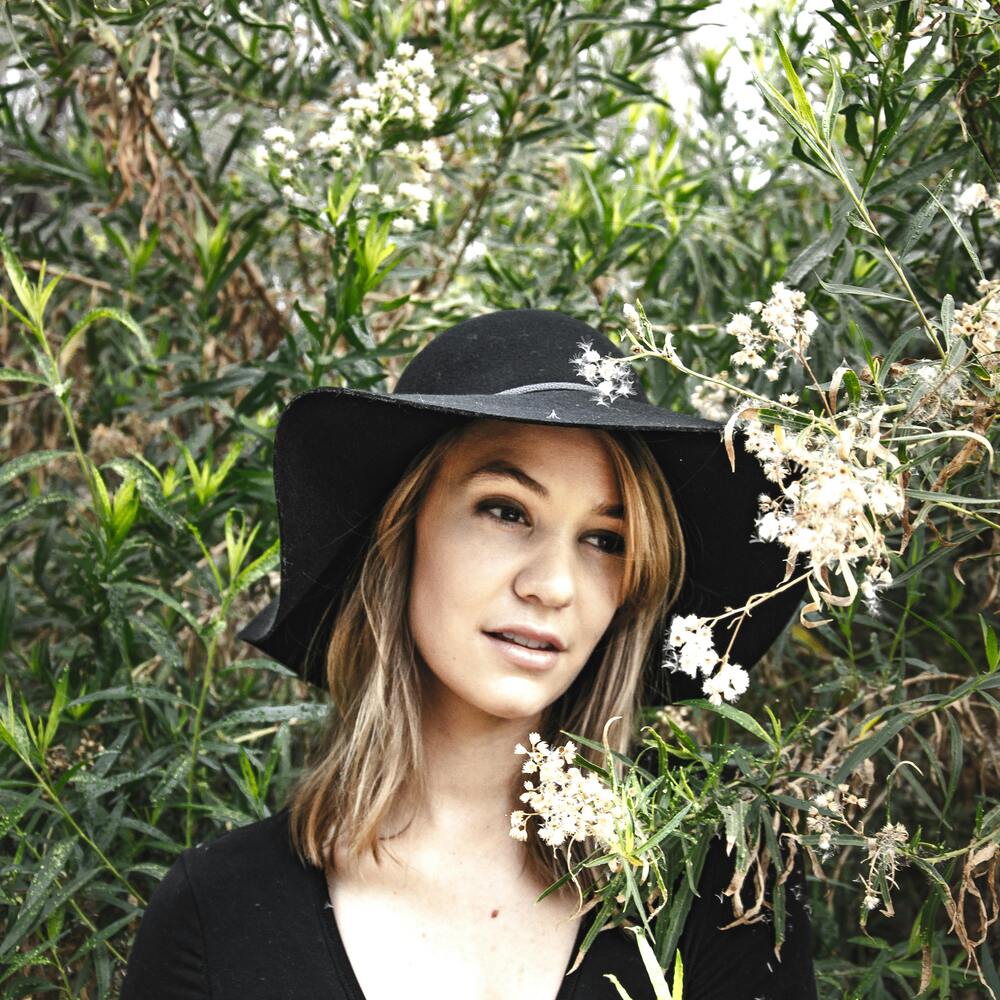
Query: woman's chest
[[327, 864, 584, 1000]]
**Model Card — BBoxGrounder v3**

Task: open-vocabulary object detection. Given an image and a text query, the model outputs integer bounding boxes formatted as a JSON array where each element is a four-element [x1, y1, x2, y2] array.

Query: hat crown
[[393, 308, 648, 402]]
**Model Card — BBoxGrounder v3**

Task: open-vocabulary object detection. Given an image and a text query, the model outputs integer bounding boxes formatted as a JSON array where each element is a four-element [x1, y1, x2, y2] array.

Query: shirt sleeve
[[120, 852, 211, 1000], [671, 833, 818, 1000]]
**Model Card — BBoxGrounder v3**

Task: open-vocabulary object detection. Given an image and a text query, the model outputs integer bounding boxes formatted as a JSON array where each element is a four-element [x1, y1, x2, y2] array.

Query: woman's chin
[[468, 681, 561, 721]]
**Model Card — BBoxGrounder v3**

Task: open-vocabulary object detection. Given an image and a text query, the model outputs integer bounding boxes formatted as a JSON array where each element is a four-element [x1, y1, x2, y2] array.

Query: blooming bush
[[1, 2, 998, 998]]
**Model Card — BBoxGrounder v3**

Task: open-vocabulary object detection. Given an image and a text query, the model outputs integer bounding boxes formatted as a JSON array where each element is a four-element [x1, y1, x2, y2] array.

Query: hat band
[[496, 381, 600, 396]]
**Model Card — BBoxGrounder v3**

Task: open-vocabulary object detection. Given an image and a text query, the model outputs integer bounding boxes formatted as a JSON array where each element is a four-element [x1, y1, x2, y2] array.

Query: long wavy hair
[[287, 418, 686, 900]]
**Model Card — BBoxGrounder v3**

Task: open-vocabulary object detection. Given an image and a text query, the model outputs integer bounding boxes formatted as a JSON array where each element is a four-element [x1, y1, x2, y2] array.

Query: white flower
[[957, 182, 989, 214], [510, 736, 626, 852], [690, 376, 738, 422], [701, 660, 749, 705], [391, 216, 416, 233], [419, 138, 444, 171], [465, 239, 487, 262], [262, 125, 296, 146], [745, 411, 905, 613], [726, 284, 815, 373], [398, 181, 433, 203], [726, 312, 755, 341], [623, 302, 641, 333], [662, 614, 750, 702], [570, 342, 636, 405]]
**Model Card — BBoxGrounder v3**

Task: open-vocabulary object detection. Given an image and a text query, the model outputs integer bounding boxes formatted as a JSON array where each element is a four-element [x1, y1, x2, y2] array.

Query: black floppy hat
[[237, 308, 807, 704]]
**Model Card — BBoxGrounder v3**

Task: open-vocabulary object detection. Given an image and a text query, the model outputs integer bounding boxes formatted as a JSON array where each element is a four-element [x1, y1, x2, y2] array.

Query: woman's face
[[408, 419, 626, 725]]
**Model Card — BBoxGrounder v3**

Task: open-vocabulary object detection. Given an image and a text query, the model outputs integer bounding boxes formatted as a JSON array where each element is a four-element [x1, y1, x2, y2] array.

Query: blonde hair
[[287, 419, 686, 899]]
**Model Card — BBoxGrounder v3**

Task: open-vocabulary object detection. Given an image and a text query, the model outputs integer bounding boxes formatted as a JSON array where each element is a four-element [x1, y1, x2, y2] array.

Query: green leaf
[[981, 614, 999, 673], [842, 368, 862, 406], [834, 712, 916, 784], [107, 581, 207, 639], [821, 60, 843, 142], [921, 181, 986, 281], [901, 170, 953, 255], [0, 230, 40, 328], [816, 277, 910, 302], [0, 492, 77, 534], [0, 450, 73, 488], [42, 670, 69, 752], [0, 678, 35, 762], [0, 366, 48, 385], [634, 803, 693, 855], [678, 699, 776, 750], [672, 949, 684, 1000], [204, 703, 328, 731], [0, 838, 74, 957], [60, 307, 153, 364], [774, 34, 820, 138], [784, 215, 849, 286], [627, 925, 671, 1000], [234, 537, 280, 592]]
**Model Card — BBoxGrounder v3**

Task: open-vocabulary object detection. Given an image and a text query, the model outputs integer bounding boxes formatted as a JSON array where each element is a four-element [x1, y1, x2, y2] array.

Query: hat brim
[[237, 386, 807, 703]]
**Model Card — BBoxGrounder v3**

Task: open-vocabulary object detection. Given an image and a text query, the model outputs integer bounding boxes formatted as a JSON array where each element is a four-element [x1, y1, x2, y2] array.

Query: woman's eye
[[479, 500, 527, 525], [478, 501, 625, 555], [590, 533, 625, 556]]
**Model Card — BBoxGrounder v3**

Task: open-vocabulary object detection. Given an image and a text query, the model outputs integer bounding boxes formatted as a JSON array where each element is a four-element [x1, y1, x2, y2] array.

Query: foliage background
[[1, 0, 998, 997]]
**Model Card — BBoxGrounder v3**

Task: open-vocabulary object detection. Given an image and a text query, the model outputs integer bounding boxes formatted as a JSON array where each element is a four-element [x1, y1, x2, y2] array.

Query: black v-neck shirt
[[120, 808, 817, 999]]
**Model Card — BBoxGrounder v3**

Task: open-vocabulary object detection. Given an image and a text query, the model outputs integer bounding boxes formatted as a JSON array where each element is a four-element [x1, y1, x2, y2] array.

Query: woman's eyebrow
[[462, 459, 624, 519]]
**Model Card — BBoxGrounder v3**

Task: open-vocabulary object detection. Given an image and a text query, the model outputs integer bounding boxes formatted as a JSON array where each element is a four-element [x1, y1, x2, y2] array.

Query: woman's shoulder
[[122, 809, 338, 999], [176, 806, 331, 923], [181, 807, 307, 882]]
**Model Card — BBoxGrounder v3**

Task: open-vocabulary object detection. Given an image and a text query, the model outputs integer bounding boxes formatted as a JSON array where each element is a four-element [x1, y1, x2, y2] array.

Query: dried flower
[[622, 302, 641, 334], [744, 411, 904, 615], [951, 278, 1000, 380], [689, 371, 740, 421], [859, 821, 910, 916]]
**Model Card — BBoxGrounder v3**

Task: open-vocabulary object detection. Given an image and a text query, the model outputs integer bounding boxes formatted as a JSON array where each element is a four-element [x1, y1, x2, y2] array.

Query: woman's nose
[[512, 535, 575, 607]]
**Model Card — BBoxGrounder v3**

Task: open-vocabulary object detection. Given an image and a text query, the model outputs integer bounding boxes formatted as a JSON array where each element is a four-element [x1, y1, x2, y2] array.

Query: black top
[[121, 809, 817, 999]]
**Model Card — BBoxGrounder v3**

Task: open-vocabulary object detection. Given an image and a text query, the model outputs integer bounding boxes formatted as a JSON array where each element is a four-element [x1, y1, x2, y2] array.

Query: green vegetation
[[1, 1, 998, 996]]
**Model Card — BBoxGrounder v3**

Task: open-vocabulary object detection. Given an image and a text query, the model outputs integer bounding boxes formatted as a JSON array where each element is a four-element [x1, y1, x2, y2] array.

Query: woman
[[121, 309, 817, 999]]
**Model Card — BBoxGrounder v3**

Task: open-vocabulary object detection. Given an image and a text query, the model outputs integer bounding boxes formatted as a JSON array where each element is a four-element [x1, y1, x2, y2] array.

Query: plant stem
[[24, 761, 145, 905], [185, 630, 221, 847]]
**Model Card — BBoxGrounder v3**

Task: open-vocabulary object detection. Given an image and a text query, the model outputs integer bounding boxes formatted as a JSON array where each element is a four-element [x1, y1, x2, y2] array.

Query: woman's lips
[[483, 631, 560, 671]]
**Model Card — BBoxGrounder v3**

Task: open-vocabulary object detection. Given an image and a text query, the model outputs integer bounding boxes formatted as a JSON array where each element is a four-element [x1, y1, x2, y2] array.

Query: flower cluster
[[688, 369, 747, 421], [44, 727, 106, 776], [860, 821, 910, 914], [905, 360, 967, 423], [743, 414, 904, 615], [254, 126, 300, 194], [509, 732, 626, 851], [254, 43, 443, 219], [661, 614, 750, 705], [571, 340, 637, 405], [951, 277, 1000, 382], [306, 41, 437, 168], [725, 282, 819, 380], [805, 783, 869, 855], [955, 182, 1000, 219]]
